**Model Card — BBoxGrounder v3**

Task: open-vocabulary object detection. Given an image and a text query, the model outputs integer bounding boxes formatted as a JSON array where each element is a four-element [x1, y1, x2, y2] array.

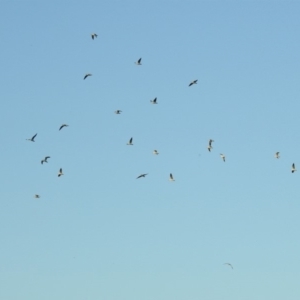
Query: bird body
[[127, 137, 133, 145], [115, 110, 122, 114], [275, 152, 280, 159], [27, 133, 37, 142], [150, 97, 157, 104], [189, 79, 198, 86], [59, 124, 69, 131], [135, 58, 142, 65], [169, 173, 175, 181], [136, 173, 148, 179], [83, 73, 92, 80], [34, 194, 40, 198], [91, 33, 98, 40]]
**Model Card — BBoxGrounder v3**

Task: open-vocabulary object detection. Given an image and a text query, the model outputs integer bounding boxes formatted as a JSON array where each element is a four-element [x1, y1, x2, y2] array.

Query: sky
[[1, 1, 300, 299]]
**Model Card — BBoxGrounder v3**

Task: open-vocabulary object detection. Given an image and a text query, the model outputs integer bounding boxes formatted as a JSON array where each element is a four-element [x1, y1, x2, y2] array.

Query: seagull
[[136, 173, 148, 179], [41, 156, 50, 164], [224, 263, 233, 269], [83, 73, 92, 80], [135, 58, 142, 65], [189, 79, 198, 86], [275, 152, 280, 159], [220, 154, 225, 162], [91, 33, 98, 40], [127, 137, 133, 145], [58, 168, 64, 177], [150, 97, 157, 104], [59, 124, 69, 131], [291, 163, 296, 173], [34, 194, 40, 198], [169, 173, 175, 181], [26, 133, 37, 142], [114, 110, 122, 114], [153, 150, 159, 155], [207, 139, 214, 152]]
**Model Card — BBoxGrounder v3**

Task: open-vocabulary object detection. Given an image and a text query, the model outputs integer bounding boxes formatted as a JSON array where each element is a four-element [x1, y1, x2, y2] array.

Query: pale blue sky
[[1, 1, 300, 299]]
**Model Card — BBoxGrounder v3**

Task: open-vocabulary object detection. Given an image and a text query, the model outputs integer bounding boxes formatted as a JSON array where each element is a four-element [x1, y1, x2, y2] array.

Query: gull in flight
[[83, 73, 92, 80], [224, 263, 233, 269], [59, 124, 69, 131], [34, 194, 40, 198], [41, 156, 50, 164], [291, 163, 296, 173], [189, 79, 198, 86], [26, 133, 37, 142], [169, 173, 175, 181], [275, 152, 280, 159], [153, 150, 159, 155], [136, 173, 148, 179], [58, 168, 64, 177], [135, 58, 142, 65], [91, 33, 98, 40], [114, 110, 122, 114], [207, 139, 214, 152], [220, 154, 225, 162], [150, 97, 157, 104], [127, 137, 133, 145]]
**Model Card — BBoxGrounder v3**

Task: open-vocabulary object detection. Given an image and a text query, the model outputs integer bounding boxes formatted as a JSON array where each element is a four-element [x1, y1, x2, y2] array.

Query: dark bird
[[150, 97, 157, 104], [291, 163, 296, 173], [208, 139, 214, 152], [135, 58, 142, 65], [59, 124, 69, 131], [58, 168, 64, 177], [26, 133, 37, 142], [127, 137, 133, 145], [275, 152, 280, 159], [41, 156, 50, 164], [115, 110, 122, 114], [169, 173, 175, 181], [189, 79, 198, 86], [224, 263, 233, 269], [34, 194, 40, 198], [83, 73, 92, 80], [91, 33, 98, 40], [136, 173, 148, 179]]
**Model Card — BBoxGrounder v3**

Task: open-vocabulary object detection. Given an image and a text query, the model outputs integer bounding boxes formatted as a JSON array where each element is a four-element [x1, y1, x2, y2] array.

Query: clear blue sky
[[1, 1, 300, 299]]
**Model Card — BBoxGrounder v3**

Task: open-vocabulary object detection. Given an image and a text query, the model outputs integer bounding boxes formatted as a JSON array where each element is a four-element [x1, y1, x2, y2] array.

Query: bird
[[153, 150, 159, 155], [150, 97, 157, 104], [275, 152, 280, 159], [207, 139, 214, 152], [34, 194, 40, 198], [127, 137, 133, 145], [58, 168, 64, 177], [26, 133, 37, 142], [224, 263, 233, 269], [135, 58, 142, 65], [189, 79, 198, 86], [114, 110, 122, 114], [41, 156, 50, 164], [169, 173, 175, 181], [220, 154, 225, 162], [83, 73, 92, 80], [291, 163, 296, 173], [91, 33, 98, 40], [59, 124, 68, 131], [136, 173, 148, 179]]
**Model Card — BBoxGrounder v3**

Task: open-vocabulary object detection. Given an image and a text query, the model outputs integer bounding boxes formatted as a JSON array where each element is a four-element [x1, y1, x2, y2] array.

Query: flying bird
[[189, 79, 198, 86], [127, 137, 133, 145], [150, 97, 157, 104], [224, 263, 233, 269], [41, 156, 50, 164], [26, 133, 37, 142], [59, 124, 69, 131], [83, 73, 92, 80], [136, 173, 148, 179], [114, 110, 122, 114], [169, 173, 175, 181], [91, 33, 98, 40], [220, 154, 225, 162], [291, 163, 296, 173], [58, 168, 64, 177], [207, 139, 214, 152], [153, 150, 159, 155], [135, 58, 142, 65], [275, 152, 280, 159], [34, 194, 40, 198]]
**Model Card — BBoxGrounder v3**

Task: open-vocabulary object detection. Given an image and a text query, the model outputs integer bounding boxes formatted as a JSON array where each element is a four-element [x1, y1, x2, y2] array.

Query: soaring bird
[[207, 139, 214, 152], [83, 73, 92, 80], [169, 173, 175, 181], [34, 194, 40, 198], [136, 173, 148, 179], [114, 110, 122, 114], [220, 154, 225, 162], [127, 137, 133, 145], [291, 163, 296, 173], [189, 80, 198, 86], [224, 263, 233, 269], [26, 133, 37, 142], [59, 124, 69, 131], [41, 156, 50, 164], [91, 33, 98, 40], [58, 168, 64, 177], [135, 58, 142, 65], [153, 150, 159, 155], [150, 97, 157, 104], [275, 152, 280, 159]]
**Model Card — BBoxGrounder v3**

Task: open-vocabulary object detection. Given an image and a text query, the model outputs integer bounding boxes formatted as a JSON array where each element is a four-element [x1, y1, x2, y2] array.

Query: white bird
[[58, 168, 64, 177], [220, 153, 225, 162], [150, 97, 157, 104], [26, 133, 37, 142], [127, 137, 133, 145], [91, 33, 98, 40], [169, 173, 175, 181], [153, 150, 159, 155], [135, 58, 142, 65], [189, 79, 198, 86], [41, 156, 50, 164], [34, 194, 40, 198], [115, 110, 122, 114], [291, 163, 296, 173], [275, 152, 280, 159], [224, 263, 233, 269]]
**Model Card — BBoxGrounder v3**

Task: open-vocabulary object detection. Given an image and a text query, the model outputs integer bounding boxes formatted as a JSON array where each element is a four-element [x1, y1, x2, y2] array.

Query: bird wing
[[32, 133, 37, 140], [170, 173, 173, 179], [130, 138, 133, 143], [138, 58, 142, 63], [45, 156, 50, 161]]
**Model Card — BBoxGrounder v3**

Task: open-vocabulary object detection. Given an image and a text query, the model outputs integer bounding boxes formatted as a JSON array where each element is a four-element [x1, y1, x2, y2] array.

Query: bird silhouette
[[136, 173, 148, 179], [224, 263, 233, 269], [26, 133, 37, 142], [169, 173, 175, 181], [59, 124, 69, 131], [291, 163, 296, 173], [58, 168, 64, 177], [153, 150, 159, 155], [127, 137, 133, 145], [115, 110, 122, 114], [150, 97, 157, 104], [91, 33, 98, 40], [41, 156, 50, 164], [220, 154, 225, 162], [275, 152, 280, 159], [189, 79, 198, 86], [83, 74, 92, 80], [135, 58, 142, 65]]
